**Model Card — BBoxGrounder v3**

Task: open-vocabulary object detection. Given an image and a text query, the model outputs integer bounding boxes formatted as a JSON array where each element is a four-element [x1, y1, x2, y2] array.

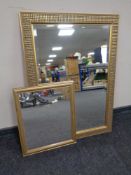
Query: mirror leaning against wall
[[13, 81, 76, 156], [18, 12, 119, 153], [32, 23, 110, 137]]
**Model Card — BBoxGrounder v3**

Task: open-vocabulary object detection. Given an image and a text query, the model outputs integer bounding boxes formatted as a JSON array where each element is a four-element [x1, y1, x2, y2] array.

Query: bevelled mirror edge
[[13, 81, 76, 156]]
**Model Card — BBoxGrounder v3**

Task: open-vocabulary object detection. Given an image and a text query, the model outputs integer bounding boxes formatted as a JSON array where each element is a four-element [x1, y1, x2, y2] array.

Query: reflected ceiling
[[33, 24, 110, 66]]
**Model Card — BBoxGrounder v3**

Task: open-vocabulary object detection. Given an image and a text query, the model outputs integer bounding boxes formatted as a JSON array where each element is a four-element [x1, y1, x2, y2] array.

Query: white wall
[[0, 0, 131, 129]]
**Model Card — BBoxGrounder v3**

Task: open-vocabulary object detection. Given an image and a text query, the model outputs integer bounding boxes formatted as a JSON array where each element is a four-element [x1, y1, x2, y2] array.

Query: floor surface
[[0, 110, 131, 175]]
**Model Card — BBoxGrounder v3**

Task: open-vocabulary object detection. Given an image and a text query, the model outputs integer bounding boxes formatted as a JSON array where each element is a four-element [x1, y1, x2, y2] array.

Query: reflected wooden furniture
[[65, 57, 80, 91], [57, 87, 70, 100], [67, 75, 80, 92]]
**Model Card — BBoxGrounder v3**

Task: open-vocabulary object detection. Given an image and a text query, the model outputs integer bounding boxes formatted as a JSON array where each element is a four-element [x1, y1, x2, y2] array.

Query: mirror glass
[[32, 24, 110, 131], [18, 87, 73, 149]]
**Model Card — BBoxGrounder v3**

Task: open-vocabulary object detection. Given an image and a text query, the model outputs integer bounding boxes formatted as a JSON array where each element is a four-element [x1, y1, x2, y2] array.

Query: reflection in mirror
[[32, 24, 109, 131], [33, 24, 109, 85], [15, 84, 76, 154]]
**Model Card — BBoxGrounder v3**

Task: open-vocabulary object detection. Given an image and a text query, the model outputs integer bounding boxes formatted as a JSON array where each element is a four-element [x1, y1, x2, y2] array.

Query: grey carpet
[[76, 89, 106, 130], [22, 100, 71, 149], [0, 111, 131, 175]]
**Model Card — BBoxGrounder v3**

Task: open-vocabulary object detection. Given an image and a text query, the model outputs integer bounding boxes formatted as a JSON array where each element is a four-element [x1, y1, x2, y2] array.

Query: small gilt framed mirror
[[19, 12, 119, 140], [13, 81, 76, 156]]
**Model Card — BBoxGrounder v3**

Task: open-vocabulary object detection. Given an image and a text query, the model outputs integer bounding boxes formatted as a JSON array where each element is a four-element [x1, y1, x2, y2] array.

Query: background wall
[[0, 0, 131, 129]]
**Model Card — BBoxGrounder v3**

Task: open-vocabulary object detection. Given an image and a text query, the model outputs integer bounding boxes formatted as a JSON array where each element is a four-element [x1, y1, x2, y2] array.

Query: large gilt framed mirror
[[20, 12, 119, 139], [13, 81, 76, 156]]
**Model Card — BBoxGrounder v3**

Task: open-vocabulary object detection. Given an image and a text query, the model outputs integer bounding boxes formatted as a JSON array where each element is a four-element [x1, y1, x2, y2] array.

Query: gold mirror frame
[[13, 81, 76, 156], [19, 12, 119, 139]]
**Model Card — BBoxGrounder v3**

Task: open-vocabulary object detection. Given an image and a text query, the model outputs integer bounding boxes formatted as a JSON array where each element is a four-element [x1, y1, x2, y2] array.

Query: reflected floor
[[22, 89, 106, 149], [76, 89, 106, 131], [22, 99, 71, 149]]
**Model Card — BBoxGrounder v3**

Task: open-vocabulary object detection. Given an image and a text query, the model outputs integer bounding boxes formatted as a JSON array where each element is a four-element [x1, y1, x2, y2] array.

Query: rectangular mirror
[[20, 12, 119, 139], [13, 81, 76, 156]]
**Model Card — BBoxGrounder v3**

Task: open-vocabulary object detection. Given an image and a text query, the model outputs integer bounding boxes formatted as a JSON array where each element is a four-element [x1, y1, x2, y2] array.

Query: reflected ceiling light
[[101, 45, 108, 63], [101, 44, 107, 47], [52, 47, 63, 51], [46, 25, 55, 28], [81, 26, 86, 29], [88, 52, 95, 56], [46, 63, 51, 66], [47, 59, 53, 62], [33, 29, 37, 37], [57, 24, 73, 29], [49, 54, 57, 58], [58, 29, 75, 36], [102, 25, 109, 29]]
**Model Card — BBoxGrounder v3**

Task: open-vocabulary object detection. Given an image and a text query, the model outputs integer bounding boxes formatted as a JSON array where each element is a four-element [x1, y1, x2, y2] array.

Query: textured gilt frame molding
[[19, 12, 119, 139], [13, 81, 76, 156]]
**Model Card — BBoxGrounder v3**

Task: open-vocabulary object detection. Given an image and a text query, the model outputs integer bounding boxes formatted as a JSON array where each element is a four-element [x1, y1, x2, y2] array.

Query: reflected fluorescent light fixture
[[101, 45, 108, 63], [82, 26, 86, 29], [57, 24, 73, 29], [88, 52, 95, 56], [49, 54, 57, 58], [46, 63, 51, 66], [47, 59, 53, 62], [46, 24, 55, 28], [52, 47, 63, 51], [101, 44, 107, 47], [58, 29, 75, 36], [33, 29, 37, 37]]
